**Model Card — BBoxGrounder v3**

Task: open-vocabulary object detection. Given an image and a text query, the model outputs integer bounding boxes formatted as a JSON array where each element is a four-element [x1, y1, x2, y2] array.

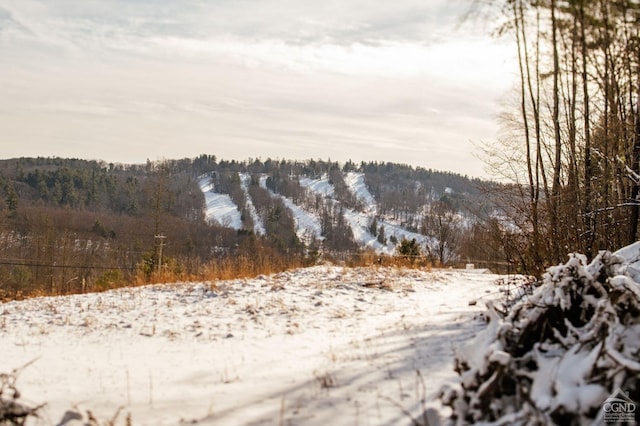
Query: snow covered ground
[[299, 175, 334, 198], [344, 172, 376, 214], [198, 177, 243, 230], [0, 266, 506, 426], [240, 173, 266, 236]]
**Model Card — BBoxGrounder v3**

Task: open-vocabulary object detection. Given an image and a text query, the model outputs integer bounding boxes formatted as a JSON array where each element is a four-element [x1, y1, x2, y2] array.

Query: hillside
[[0, 156, 497, 298], [199, 172, 433, 254], [192, 156, 491, 259]]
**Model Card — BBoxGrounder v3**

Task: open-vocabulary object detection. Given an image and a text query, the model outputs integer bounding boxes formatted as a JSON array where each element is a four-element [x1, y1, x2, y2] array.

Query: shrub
[[441, 244, 640, 425]]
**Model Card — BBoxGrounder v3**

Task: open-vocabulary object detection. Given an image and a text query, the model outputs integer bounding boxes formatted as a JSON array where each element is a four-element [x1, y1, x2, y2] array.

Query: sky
[[0, 0, 514, 178]]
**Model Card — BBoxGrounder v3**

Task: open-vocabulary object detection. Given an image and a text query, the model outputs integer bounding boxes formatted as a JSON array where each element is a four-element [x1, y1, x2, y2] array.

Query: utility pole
[[155, 233, 166, 273]]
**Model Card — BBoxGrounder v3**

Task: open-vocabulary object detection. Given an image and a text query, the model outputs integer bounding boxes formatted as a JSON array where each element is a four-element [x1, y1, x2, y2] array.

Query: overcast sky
[[0, 0, 514, 178]]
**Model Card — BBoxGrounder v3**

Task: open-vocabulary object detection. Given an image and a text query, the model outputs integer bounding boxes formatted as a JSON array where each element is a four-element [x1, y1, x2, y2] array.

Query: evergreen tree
[[396, 238, 420, 258]]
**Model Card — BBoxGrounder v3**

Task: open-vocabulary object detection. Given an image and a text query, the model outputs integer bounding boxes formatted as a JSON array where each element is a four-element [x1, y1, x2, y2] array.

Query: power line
[[0, 259, 137, 271]]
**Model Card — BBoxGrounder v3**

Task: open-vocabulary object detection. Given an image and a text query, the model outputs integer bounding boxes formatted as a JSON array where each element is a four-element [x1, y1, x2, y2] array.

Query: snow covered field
[[0, 266, 506, 425]]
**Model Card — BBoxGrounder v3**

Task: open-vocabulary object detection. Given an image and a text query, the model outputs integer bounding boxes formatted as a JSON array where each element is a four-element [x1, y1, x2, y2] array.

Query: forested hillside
[[0, 156, 496, 299]]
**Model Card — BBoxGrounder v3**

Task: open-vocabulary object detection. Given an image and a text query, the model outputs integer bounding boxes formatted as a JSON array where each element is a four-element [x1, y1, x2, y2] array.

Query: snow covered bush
[[441, 243, 640, 425]]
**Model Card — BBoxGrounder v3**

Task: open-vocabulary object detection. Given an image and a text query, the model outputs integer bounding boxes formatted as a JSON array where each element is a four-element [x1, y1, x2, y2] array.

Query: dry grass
[[4, 250, 432, 302], [313, 370, 336, 390], [333, 252, 432, 270]]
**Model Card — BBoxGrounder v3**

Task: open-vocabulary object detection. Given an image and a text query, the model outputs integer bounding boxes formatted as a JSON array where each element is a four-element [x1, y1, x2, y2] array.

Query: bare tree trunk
[[601, 0, 614, 249], [564, 5, 580, 249], [551, 0, 563, 260], [629, 62, 640, 244], [579, 1, 595, 257], [513, 0, 542, 269]]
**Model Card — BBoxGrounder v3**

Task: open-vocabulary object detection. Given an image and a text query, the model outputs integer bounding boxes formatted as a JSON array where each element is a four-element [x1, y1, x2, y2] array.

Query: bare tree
[[421, 200, 461, 265]]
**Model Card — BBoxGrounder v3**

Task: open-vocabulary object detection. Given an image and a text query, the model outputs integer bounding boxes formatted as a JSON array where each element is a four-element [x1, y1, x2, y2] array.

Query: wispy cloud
[[0, 0, 514, 177]]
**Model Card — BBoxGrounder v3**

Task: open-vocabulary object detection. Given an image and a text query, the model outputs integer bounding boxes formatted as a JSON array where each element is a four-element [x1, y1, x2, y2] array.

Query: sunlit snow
[[299, 174, 334, 198], [344, 172, 376, 213], [239, 173, 266, 235], [0, 266, 503, 425], [260, 176, 324, 244], [198, 177, 243, 230]]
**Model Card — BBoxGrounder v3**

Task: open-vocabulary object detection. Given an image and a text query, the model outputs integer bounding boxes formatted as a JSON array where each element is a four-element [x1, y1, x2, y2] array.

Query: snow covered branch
[[441, 243, 640, 425]]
